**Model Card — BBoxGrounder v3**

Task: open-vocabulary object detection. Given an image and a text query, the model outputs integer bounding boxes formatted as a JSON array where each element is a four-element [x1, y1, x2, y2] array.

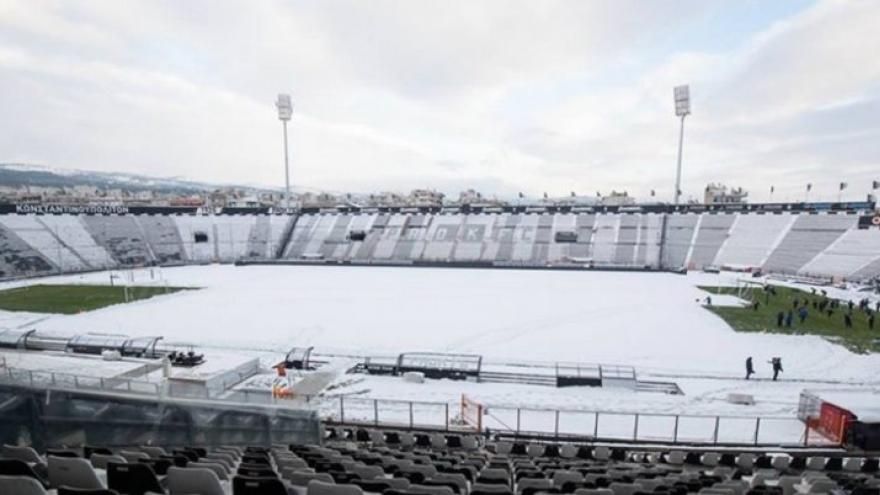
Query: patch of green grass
[[699, 285, 879, 354], [0, 284, 195, 314]]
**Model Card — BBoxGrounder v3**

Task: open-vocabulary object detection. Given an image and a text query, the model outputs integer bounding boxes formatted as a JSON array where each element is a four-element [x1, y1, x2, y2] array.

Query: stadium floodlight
[[276, 93, 293, 210], [672, 85, 690, 206]]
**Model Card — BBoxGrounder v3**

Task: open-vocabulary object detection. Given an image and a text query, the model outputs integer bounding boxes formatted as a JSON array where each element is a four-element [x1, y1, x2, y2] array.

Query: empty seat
[[308, 479, 364, 495], [139, 447, 167, 459], [553, 470, 584, 488], [107, 462, 163, 495], [48, 456, 104, 491], [57, 489, 119, 495], [432, 472, 468, 494], [472, 482, 514, 494], [410, 484, 456, 495], [120, 451, 150, 463], [560, 445, 578, 459], [593, 447, 612, 461], [190, 461, 229, 480], [90, 454, 126, 470], [771, 456, 790, 471], [233, 475, 288, 495], [2, 444, 43, 464], [0, 474, 49, 495], [607, 482, 642, 495], [517, 477, 553, 495], [0, 459, 49, 488], [573, 490, 613, 495], [666, 452, 685, 466], [288, 471, 335, 487], [166, 466, 225, 495], [137, 459, 172, 476]]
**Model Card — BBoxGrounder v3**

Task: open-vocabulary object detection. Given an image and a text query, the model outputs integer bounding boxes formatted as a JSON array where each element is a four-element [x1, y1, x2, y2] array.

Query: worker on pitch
[[745, 357, 755, 380], [769, 357, 783, 381]]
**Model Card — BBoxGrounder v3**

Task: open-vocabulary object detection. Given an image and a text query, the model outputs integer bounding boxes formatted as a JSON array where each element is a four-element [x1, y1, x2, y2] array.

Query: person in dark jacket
[[844, 313, 853, 329], [745, 357, 754, 380], [770, 357, 783, 381], [776, 311, 784, 327], [785, 311, 793, 328]]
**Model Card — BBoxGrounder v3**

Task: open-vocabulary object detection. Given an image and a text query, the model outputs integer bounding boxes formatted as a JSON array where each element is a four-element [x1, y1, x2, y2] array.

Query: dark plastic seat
[[233, 475, 288, 495], [58, 489, 119, 495], [173, 450, 199, 462], [788, 457, 806, 470], [0, 458, 50, 488], [159, 454, 188, 468], [238, 465, 277, 478], [422, 479, 461, 494], [354, 479, 396, 492], [47, 449, 80, 458], [137, 458, 171, 476], [824, 457, 843, 471], [84, 446, 113, 459], [107, 461, 163, 495], [356, 430, 372, 442], [576, 446, 593, 460], [445, 436, 463, 449], [241, 454, 270, 465]]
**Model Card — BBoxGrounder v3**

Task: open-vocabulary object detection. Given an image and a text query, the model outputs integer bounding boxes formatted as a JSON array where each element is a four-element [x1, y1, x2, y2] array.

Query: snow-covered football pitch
[[2, 264, 878, 444]]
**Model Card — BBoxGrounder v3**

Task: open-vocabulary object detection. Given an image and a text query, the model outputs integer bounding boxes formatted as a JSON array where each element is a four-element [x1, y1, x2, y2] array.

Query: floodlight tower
[[672, 85, 691, 206], [276, 94, 293, 210]]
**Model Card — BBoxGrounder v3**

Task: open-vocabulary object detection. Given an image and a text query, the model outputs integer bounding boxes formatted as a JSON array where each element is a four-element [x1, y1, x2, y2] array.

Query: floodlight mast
[[673, 85, 691, 206], [276, 94, 293, 210]]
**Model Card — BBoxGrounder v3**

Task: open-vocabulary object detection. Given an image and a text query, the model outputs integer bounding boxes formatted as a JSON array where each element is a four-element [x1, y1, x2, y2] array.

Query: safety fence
[[0, 366, 833, 447], [310, 395, 831, 447]]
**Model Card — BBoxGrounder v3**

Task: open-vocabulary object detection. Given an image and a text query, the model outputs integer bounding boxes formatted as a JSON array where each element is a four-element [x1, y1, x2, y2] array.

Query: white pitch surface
[[1, 264, 878, 436]]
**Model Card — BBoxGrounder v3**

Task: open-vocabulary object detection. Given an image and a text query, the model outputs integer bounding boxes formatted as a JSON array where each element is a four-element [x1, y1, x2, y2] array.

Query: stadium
[[3, 2, 880, 495], [0, 200, 879, 494]]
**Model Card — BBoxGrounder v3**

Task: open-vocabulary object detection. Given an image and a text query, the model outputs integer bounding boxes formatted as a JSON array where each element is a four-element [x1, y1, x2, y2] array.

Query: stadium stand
[[136, 216, 187, 265], [799, 229, 880, 279], [660, 214, 698, 270], [81, 215, 154, 266], [688, 214, 735, 269], [0, 214, 83, 272], [37, 215, 116, 269], [0, 430, 878, 494], [0, 219, 56, 277], [763, 215, 857, 276], [713, 214, 796, 270], [173, 215, 218, 263], [0, 211, 879, 281]]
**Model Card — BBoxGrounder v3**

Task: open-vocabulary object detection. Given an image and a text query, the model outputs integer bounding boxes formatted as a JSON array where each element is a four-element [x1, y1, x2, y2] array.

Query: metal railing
[[0, 366, 830, 447], [307, 394, 826, 447], [0, 367, 161, 395]]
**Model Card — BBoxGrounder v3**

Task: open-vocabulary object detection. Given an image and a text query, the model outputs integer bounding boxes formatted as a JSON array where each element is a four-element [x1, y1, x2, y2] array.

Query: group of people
[[768, 286, 877, 331], [744, 356, 783, 381]]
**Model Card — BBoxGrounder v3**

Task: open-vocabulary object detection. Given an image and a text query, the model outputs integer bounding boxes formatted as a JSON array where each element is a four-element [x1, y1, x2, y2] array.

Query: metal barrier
[[315, 395, 824, 447], [0, 366, 828, 447]]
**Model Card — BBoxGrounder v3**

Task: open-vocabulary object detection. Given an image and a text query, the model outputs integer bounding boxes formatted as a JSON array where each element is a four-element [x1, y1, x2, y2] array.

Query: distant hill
[[0, 163, 273, 195]]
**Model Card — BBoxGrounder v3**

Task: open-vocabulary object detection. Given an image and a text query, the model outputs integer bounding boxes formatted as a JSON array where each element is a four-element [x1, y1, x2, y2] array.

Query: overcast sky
[[1, 0, 878, 202]]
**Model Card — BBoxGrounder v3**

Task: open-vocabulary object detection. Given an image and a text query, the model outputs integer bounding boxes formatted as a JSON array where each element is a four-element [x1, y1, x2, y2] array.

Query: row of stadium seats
[[0, 214, 295, 276], [0, 212, 877, 281], [1, 427, 878, 495]]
